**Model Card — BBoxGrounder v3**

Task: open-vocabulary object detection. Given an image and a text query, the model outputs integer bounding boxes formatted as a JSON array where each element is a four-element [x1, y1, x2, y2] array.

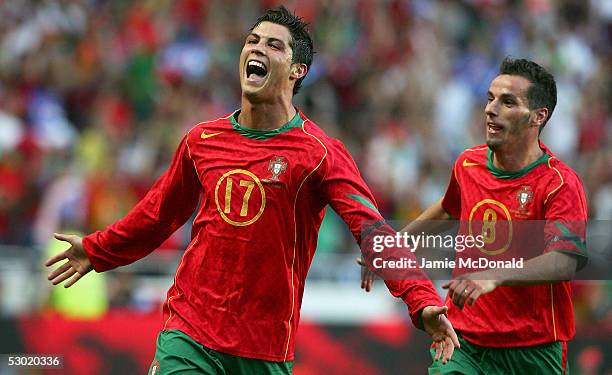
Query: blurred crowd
[[1, 0, 610, 247], [0, 0, 611, 365]]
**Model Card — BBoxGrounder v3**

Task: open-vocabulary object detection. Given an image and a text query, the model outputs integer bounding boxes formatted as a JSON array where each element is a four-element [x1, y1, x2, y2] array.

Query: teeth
[[248, 60, 265, 69]]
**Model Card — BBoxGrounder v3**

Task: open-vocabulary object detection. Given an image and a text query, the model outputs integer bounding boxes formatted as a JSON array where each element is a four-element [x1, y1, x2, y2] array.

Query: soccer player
[[45, 7, 458, 374], [362, 58, 587, 374]]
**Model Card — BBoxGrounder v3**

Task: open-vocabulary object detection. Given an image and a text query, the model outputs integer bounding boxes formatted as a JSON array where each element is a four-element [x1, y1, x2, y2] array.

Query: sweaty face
[[239, 21, 294, 102], [485, 75, 534, 150]]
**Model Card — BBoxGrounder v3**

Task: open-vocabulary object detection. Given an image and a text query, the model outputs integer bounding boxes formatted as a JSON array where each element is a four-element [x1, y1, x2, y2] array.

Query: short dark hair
[[251, 6, 313, 95], [499, 57, 557, 131]]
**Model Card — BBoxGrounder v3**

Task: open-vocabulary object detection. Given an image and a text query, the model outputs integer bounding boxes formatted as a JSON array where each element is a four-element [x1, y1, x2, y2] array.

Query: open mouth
[[487, 122, 503, 134], [246, 60, 268, 81]]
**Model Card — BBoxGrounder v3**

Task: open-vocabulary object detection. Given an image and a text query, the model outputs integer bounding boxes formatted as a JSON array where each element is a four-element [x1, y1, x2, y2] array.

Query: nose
[[248, 41, 265, 56], [485, 99, 497, 117]]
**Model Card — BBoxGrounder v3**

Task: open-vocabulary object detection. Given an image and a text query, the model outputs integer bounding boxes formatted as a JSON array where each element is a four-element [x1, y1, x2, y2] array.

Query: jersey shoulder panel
[[542, 156, 586, 205], [293, 116, 331, 155], [453, 144, 489, 177], [535, 141, 583, 194], [186, 112, 233, 147], [183, 113, 233, 157], [546, 157, 583, 186], [299, 116, 332, 143], [464, 144, 490, 153], [299, 117, 361, 182], [459, 144, 489, 161], [188, 113, 234, 135], [301, 120, 350, 159], [299, 117, 348, 154]]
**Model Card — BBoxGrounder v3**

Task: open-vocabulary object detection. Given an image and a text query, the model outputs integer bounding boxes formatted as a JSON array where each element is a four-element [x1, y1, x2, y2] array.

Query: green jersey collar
[[486, 147, 551, 179], [230, 110, 304, 140]]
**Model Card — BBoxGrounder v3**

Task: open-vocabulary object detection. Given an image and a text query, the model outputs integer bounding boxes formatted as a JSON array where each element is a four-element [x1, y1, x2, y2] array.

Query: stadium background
[[0, 0, 610, 374]]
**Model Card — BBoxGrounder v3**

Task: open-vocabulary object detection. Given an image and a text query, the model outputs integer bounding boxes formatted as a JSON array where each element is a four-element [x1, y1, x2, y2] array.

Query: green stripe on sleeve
[[553, 222, 587, 254], [346, 194, 380, 214]]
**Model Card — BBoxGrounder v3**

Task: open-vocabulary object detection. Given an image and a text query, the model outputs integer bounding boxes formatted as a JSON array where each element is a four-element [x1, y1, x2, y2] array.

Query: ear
[[531, 107, 548, 129], [290, 63, 308, 80]]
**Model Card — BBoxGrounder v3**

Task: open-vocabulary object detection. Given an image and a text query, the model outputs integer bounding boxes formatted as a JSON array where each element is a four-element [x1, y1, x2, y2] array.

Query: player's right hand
[[45, 233, 93, 288], [356, 257, 376, 292], [422, 305, 460, 364]]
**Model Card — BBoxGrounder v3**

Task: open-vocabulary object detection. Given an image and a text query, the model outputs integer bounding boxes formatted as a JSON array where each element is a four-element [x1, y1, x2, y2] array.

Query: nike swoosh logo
[[201, 130, 223, 139], [462, 159, 479, 167]]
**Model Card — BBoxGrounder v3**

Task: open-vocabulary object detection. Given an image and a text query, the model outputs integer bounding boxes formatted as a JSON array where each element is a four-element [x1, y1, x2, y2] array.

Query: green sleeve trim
[[360, 220, 386, 243], [229, 110, 304, 140], [346, 194, 380, 214], [417, 309, 425, 330], [361, 220, 386, 240], [552, 222, 587, 254], [487, 148, 551, 179]]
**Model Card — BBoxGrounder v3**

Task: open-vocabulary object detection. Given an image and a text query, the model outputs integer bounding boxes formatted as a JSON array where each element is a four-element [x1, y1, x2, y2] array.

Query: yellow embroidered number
[[482, 208, 497, 244], [223, 178, 256, 217], [214, 169, 266, 227], [224, 178, 233, 214], [468, 199, 512, 255], [239, 180, 255, 216]]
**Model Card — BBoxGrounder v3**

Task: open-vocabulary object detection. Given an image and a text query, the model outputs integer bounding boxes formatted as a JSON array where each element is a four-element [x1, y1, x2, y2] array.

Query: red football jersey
[[83, 110, 442, 361], [441, 143, 587, 347]]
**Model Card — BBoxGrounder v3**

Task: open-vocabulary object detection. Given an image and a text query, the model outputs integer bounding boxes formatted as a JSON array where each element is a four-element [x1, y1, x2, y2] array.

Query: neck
[[238, 99, 296, 130], [492, 140, 544, 172]]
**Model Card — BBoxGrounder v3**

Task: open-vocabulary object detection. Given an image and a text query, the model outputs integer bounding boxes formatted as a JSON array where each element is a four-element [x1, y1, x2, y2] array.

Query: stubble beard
[[486, 137, 502, 151], [486, 112, 531, 151]]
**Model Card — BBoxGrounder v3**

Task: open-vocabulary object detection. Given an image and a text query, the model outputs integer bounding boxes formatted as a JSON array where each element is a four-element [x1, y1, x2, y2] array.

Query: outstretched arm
[[47, 133, 201, 281], [319, 138, 459, 362], [359, 198, 455, 292]]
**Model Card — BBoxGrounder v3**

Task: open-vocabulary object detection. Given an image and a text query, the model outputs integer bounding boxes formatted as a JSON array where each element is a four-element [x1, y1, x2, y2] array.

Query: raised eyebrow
[[248, 32, 285, 46], [268, 38, 285, 45], [499, 93, 518, 101], [488, 91, 517, 101], [266, 37, 286, 47]]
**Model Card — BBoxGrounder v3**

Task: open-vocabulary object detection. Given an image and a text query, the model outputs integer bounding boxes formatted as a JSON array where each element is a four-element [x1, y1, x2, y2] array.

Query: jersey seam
[[453, 158, 459, 184], [283, 121, 327, 361], [465, 146, 489, 152], [544, 158, 564, 205], [184, 131, 203, 185]]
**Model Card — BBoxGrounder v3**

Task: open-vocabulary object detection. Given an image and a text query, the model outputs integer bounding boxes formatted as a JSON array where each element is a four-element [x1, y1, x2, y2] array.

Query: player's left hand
[[443, 274, 499, 309], [422, 305, 460, 364]]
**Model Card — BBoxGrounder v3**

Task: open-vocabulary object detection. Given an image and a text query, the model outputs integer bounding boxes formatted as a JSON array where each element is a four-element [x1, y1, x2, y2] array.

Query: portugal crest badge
[[516, 185, 533, 210], [265, 156, 287, 182]]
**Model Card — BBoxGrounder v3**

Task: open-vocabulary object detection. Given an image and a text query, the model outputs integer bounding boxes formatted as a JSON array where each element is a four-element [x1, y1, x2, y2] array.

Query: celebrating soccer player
[[45, 6, 458, 374], [362, 57, 587, 374]]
